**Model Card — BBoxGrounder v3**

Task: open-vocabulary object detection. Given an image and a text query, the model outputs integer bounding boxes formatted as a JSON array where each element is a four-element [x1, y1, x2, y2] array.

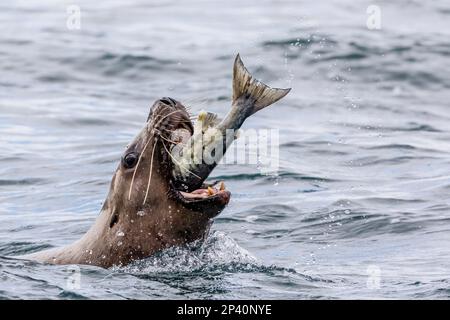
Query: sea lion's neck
[[23, 188, 213, 268], [62, 200, 210, 268], [32, 208, 115, 267]]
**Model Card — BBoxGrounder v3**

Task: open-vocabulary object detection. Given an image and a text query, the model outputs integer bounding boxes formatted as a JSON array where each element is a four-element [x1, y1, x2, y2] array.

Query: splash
[[119, 231, 258, 274]]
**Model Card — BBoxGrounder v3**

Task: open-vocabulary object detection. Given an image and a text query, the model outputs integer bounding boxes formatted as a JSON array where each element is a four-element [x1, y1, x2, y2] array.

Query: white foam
[[121, 231, 258, 274]]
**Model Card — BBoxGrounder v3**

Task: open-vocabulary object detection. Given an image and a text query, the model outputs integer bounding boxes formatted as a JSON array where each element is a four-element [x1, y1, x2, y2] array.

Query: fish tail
[[232, 54, 291, 116]]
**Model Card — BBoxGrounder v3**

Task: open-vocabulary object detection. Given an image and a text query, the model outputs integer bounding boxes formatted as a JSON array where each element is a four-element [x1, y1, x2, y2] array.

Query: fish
[[170, 54, 291, 192]]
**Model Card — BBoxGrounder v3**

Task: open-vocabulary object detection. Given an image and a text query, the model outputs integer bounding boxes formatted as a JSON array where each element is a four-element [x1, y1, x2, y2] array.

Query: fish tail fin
[[232, 54, 291, 116]]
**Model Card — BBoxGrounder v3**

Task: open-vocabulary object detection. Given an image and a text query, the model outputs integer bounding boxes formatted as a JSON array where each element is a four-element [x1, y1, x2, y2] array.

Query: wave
[[0, 241, 52, 256], [211, 171, 337, 183], [118, 231, 258, 275], [0, 178, 47, 186]]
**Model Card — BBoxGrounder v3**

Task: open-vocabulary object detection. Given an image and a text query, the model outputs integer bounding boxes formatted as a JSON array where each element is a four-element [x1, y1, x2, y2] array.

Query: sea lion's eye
[[122, 152, 139, 169]]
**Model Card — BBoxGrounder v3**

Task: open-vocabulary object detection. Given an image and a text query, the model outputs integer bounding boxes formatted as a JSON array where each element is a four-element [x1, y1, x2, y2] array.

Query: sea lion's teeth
[[207, 187, 215, 195], [220, 182, 225, 191]]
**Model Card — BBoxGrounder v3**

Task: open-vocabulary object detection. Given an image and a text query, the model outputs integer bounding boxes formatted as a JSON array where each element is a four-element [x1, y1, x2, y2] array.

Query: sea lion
[[21, 55, 290, 268]]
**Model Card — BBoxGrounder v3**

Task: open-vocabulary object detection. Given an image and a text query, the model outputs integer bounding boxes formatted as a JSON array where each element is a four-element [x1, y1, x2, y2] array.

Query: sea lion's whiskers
[[142, 138, 158, 205], [153, 109, 184, 129], [159, 127, 187, 139], [128, 137, 153, 201], [151, 128, 177, 143], [161, 141, 201, 180], [158, 134, 178, 145], [150, 125, 183, 147], [147, 107, 170, 132]]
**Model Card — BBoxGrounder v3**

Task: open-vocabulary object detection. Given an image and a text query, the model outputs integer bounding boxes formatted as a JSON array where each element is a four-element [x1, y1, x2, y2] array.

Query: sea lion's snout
[[158, 97, 178, 107], [140, 97, 232, 218], [148, 97, 194, 135]]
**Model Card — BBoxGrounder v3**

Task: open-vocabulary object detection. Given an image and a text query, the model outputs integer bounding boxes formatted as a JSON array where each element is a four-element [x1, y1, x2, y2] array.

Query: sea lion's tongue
[[179, 182, 226, 199]]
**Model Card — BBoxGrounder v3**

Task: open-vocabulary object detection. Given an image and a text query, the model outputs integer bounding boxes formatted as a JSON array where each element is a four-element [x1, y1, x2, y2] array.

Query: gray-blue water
[[1, 0, 450, 299]]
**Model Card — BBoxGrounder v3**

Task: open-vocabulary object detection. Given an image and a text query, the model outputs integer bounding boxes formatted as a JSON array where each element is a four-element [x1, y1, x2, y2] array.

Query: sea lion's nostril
[[160, 97, 177, 106]]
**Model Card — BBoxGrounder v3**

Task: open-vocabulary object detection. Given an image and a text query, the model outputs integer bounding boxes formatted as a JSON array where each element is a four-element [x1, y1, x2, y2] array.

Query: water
[[1, 0, 450, 299]]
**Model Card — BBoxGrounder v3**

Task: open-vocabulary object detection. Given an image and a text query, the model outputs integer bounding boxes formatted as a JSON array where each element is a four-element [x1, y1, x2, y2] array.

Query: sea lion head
[[101, 97, 230, 260]]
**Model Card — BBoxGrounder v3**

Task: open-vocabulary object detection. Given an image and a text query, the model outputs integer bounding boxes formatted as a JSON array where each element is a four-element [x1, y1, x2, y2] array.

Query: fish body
[[172, 54, 291, 192]]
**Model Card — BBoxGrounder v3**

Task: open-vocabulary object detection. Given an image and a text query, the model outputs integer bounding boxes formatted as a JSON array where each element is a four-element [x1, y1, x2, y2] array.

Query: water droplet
[[116, 231, 125, 237], [137, 210, 146, 217]]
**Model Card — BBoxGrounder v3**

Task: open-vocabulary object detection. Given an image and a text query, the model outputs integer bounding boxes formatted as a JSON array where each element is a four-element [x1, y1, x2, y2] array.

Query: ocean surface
[[1, 0, 450, 299]]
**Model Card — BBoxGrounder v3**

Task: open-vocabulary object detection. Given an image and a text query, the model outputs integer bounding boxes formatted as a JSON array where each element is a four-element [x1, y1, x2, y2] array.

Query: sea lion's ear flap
[[109, 211, 119, 228]]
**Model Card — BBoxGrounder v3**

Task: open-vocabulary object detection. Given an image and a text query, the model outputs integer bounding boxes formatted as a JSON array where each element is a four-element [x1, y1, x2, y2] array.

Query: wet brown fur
[[22, 99, 223, 268]]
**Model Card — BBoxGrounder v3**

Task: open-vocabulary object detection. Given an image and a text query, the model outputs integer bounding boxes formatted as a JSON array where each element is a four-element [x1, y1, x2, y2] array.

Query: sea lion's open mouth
[[168, 139, 231, 218], [150, 97, 231, 217], [180, 181, 226, 200], [170, 180, 231, 218]]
